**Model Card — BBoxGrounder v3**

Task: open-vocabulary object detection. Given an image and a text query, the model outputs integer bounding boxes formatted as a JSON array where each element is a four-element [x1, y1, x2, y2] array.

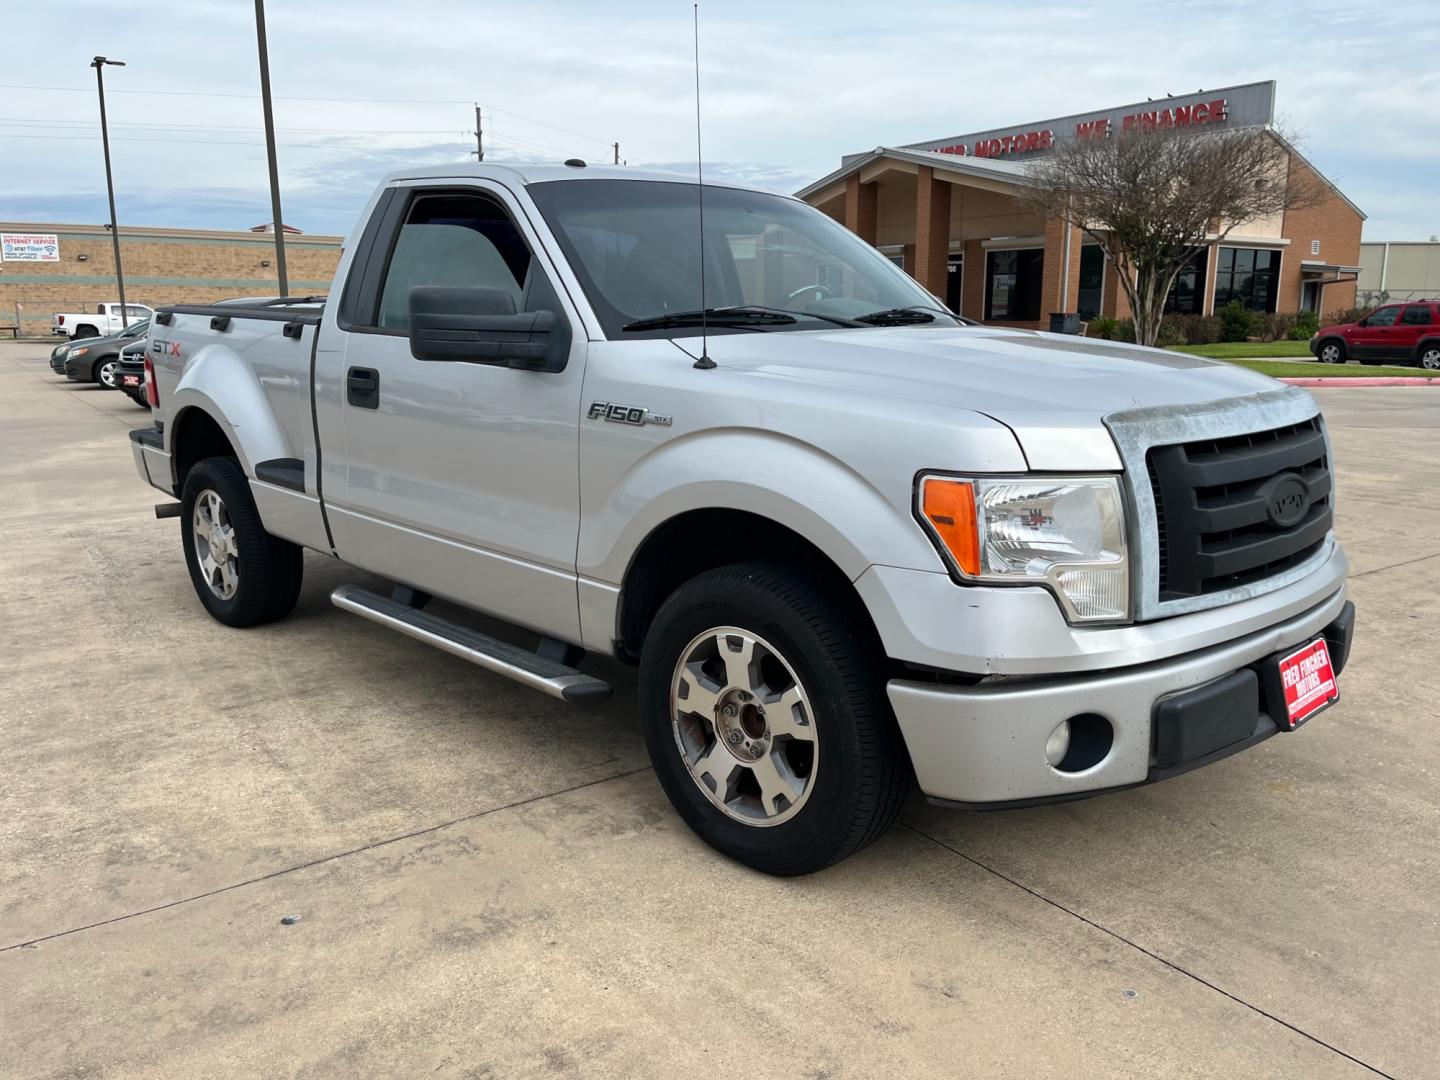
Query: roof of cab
[[378, 161, 787, 195]]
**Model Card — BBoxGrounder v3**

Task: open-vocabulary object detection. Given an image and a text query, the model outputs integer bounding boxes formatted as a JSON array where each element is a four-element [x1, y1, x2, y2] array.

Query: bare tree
[[1022, 126, 1320, 346]]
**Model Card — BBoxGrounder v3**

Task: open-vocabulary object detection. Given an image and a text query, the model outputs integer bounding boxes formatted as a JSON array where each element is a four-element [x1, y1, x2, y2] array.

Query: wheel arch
[[1412, 336, 1440, 364], [170, 405, 240, 493], [613, 507, 889, 666]]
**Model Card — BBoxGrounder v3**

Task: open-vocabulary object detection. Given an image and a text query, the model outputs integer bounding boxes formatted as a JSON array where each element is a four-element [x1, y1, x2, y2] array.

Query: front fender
[[167, 342, 290, 477], [578, 428, 946, 586]]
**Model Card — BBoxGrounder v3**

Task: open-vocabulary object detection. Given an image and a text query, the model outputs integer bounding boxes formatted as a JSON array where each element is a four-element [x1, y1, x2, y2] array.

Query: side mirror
[[407, 285, 569, 372], [1356, 317, 1368, 327]]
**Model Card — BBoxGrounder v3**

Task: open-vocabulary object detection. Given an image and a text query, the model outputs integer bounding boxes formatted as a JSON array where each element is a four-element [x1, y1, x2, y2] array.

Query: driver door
[[324, 181, 588, 641], [1351, 304, 1400, 361]]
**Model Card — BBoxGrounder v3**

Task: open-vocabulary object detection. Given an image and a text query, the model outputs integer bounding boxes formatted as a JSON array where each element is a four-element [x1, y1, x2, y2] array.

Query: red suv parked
[[1311, 300, 1440, 369]]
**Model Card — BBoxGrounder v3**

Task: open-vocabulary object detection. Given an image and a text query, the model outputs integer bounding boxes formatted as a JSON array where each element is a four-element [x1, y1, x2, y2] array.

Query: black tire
[[639, 562, 911, 876], [180, 456, 303, 627], [1419, 344, 1440, 371], [1315, 338, 1346, 364], [74, 324, 99, 340], [95, 355, 119, 389]]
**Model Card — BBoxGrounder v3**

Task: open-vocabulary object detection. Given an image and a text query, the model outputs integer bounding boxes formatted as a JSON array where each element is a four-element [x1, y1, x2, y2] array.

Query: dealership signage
[[1, 233, 60, 262], [907, 80, 1272, 161]]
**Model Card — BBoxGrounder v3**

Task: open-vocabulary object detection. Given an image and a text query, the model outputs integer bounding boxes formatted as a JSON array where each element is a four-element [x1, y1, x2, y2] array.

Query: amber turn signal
[[920, 477, 981, 576]]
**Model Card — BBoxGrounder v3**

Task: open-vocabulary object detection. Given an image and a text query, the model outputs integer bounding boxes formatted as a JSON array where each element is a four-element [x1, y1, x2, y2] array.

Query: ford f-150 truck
[[53, 301, 154, 339], [129, 163, 1354, 875]]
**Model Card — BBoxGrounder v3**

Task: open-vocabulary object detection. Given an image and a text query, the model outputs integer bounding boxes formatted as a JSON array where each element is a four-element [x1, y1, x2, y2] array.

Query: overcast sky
[[2, 0, 1436, 241]]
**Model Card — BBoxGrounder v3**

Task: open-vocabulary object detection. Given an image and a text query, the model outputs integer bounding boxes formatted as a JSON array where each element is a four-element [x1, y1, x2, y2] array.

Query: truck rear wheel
[[639, 562, 910, 875], [180, 456, 303, 627], [75, 324, 99, 340]]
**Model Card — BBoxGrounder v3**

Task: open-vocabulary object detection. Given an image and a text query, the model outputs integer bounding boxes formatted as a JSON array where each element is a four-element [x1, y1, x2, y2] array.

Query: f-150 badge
[[588, 402, 672, 427]]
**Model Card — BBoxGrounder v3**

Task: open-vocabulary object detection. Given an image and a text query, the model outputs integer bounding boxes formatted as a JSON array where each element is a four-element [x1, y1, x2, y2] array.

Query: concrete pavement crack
[[1347, 551, 1440, 580], [0, 765, 653, 954], [902, 822, 1399, 1080]]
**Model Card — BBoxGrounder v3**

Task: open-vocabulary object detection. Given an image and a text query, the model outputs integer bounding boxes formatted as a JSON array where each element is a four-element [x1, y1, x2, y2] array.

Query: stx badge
[[588, 401, 673, 427]]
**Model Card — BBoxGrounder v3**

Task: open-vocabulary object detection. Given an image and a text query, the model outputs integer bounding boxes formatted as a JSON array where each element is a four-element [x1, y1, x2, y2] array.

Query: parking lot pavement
[[1, 340, 1434, 1078]]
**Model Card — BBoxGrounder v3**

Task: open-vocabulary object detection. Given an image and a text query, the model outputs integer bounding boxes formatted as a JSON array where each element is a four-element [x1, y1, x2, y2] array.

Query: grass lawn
[[1166, 340, 1314, 359], [1227, 360, 1440, 379]]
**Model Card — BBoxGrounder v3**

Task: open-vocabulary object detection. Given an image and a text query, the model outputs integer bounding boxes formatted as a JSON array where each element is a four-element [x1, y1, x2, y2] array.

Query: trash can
[[1048, 312, 1081, 335]]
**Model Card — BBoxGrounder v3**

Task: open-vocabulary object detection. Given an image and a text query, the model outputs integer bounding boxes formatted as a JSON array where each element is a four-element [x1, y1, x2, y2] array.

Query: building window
[[1164, 249, 1208, 314], [1214, 247, 1280, 313], [985, 248, 1043, 321], [1077, 244, 1104, 319]]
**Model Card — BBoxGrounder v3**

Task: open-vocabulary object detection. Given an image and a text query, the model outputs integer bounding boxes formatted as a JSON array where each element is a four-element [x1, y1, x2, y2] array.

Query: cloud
[[1, 0, 1435, 239]]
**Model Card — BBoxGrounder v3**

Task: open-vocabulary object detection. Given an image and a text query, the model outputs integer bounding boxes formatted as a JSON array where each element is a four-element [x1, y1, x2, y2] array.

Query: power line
[[0, 132, 470, 151], [0, 118, 460, 135], [0, 82, 615, 146]]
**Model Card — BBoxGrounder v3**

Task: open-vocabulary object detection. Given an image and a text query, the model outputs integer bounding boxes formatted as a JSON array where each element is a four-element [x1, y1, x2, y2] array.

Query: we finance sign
[[1, 233, 60, 262]]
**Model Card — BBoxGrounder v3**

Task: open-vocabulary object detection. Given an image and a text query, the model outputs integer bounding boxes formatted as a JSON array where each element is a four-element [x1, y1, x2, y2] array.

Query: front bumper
[[889, 590, 1353, 805]]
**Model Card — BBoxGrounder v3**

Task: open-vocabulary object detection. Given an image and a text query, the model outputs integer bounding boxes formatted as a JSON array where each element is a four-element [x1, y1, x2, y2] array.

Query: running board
[[330, 585, 611, 703]]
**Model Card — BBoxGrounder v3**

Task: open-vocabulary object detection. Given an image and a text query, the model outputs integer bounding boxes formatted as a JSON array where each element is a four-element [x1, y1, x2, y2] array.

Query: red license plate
[[1275, 638, 1338, 729]]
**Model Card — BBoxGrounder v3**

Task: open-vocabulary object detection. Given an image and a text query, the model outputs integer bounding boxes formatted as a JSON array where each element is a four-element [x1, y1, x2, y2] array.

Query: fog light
[[1044, 720, 1072, 767]]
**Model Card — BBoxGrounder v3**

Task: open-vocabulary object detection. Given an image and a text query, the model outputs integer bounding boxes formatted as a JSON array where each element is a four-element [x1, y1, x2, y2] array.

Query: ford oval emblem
[[1261, 472, 1310, 528]]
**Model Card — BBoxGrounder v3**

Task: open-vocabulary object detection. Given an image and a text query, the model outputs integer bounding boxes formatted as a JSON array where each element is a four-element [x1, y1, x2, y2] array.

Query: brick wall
[[1279, 155, 1363, 319], [0, 224, 341, 334], [913, 167, 951, 298]]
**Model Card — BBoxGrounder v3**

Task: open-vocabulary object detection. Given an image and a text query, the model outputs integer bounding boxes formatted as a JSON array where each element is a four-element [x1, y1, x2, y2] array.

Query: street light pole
[[91, 56, 129, 328], [254, 0, 289, 296]]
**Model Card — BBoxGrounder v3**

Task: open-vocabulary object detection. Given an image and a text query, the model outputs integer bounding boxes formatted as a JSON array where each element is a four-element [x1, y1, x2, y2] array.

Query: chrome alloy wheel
[[1319, 342, 1342, 364], [97, 358, 119, 388], [1421, 347, 1440, 371], [193, 489, 240, 600], [670, 627, 818, 827]]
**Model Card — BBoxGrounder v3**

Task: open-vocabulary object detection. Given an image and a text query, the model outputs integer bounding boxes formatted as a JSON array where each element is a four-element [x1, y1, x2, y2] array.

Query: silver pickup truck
[[130, 163, 1354, 875]]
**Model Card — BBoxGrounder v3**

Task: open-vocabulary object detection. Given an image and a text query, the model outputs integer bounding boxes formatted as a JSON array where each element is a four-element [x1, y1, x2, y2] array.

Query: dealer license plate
[[121, 375, 140, 387], [1273, 638, 1338, 730]]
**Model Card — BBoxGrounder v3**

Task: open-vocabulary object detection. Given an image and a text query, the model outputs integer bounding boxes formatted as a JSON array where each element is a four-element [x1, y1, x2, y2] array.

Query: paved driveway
[[1, 342, 1435, 1078]]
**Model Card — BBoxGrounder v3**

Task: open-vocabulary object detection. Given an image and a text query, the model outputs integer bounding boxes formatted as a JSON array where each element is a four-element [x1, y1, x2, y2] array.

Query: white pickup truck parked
[[129, 163, 1354, 875], [52, 301, 153, 339]]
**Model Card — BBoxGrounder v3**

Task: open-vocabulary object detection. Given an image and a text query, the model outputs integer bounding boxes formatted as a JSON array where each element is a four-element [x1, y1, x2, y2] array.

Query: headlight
[[69, 347, 90, 357], [918, 474, 1129, 623]]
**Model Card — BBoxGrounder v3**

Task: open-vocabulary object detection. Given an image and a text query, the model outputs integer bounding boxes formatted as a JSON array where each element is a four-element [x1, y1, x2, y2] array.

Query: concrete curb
[[1280, 376, 1440, 388]]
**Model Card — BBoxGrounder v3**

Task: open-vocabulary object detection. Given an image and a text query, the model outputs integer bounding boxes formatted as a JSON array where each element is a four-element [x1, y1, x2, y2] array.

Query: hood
[[694, 325, 1291, 470]]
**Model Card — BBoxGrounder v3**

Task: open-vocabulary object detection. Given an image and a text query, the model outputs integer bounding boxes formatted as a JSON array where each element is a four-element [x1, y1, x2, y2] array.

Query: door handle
[[346, 366, 379, 409]]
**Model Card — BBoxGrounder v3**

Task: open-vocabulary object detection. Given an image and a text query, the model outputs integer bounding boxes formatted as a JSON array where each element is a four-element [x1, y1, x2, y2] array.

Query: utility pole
[[91, 56, 129, 328], [474, 105, 484, 161], [254, 0, 289, 296], [613, 142, 619, 165]]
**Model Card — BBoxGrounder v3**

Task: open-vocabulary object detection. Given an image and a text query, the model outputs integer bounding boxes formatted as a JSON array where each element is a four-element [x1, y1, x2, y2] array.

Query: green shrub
[[1288, 311, 1320, 340], [1218, 300, 1259, 343], [1086, 315, 1119, 340], [1114, 319, 1136, 343], [1155, 320, 1187, 347], [1324, 305, 1375, 328], [1164, 313, 1222, 344]]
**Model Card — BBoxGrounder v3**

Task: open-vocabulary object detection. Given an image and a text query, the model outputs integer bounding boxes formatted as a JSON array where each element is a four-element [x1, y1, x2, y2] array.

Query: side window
[[1400, 305, 1432, 326], [373, 192, 535, 330], [1367, 306, 1400, 327]]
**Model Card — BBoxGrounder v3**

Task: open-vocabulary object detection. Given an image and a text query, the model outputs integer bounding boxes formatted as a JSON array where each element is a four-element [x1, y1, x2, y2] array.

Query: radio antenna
[[691, 2, 715, 369]]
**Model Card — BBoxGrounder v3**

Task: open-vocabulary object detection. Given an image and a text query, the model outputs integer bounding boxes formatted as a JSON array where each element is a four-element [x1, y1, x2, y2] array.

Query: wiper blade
[[622, 306, 797, 332], [854, 306, 947, 325]]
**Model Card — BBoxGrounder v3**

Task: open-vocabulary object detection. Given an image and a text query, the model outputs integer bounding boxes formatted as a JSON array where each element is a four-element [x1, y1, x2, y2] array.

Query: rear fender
[[167, 341, 289, 477]]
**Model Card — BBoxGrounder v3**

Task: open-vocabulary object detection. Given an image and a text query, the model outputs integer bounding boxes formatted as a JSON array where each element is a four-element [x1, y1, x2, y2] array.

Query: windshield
[[527, 179, 958, 338]]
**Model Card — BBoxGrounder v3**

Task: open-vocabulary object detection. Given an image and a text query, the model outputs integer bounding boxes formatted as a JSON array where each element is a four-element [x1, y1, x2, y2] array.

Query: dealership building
[[798, 81, 1365, 328]]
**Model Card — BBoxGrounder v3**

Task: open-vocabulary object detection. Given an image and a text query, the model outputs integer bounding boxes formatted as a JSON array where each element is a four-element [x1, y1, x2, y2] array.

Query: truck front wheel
[[180, 457, 303, 627], [639, 562, 911, 875]]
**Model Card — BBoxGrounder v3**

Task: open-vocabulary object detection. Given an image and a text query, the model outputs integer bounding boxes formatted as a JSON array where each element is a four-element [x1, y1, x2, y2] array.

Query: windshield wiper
[[853, 305, 955, 326], [622, 306, 796, 332]]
